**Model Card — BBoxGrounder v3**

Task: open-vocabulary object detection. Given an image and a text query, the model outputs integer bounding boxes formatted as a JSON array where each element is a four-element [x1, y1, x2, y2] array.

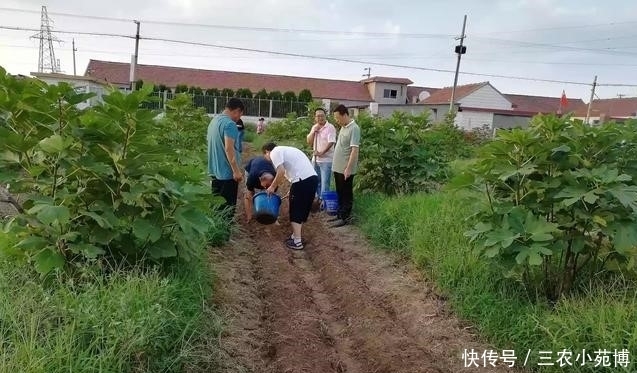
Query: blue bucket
[[321, 191, 339, 216], [253, 191, 281, 224]]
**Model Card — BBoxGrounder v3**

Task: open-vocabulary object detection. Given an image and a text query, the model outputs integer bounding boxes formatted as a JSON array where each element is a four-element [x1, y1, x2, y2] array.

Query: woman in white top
[[263, 142, 318, 250]]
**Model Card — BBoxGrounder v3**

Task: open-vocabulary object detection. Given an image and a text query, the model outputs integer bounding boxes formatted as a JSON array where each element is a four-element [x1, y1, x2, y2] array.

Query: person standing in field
[[207, 98, 245, 221], [262, 142, 318, 250], [329, 104, 360, 228], [306, 107, 336, 203]]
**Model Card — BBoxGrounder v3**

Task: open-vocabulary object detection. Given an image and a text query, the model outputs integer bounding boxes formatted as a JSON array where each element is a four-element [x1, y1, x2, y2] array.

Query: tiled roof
[[360, 76, 413, 85], [505, 94, 584, 114], [421, 82, 489, 105], [407, 86, 439, 101], [84, 60, 374, 102], [572, 97, 637, 118]]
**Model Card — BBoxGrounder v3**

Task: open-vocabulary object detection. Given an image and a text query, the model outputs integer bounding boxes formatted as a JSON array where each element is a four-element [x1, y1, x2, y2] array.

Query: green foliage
[[235, 88, 253, 98], [159, 93, 209, 161], [220, 88, 234, 97], [0, 255, 220, 372], [254, 89, 268, 99], [356, 191, 637, 373], [260, 113, 312, 154], [205, 88, 219, 96], [155, 84, 168, 93], [357, 111, 456, 195], [268, 90, 283, 100], [189, 86, 203, 95], [175, 84, 189, 94], [0, 69, 216, 274], [283, 91, 296, 102], [298, 89, 313, 102], [453, 114, 637, 300]]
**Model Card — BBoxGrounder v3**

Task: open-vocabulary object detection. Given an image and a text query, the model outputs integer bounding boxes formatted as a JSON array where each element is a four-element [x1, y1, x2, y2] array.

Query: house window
[[383, 89, 398, 99]]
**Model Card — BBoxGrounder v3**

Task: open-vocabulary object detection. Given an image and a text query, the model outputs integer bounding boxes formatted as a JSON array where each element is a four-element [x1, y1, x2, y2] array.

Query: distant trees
[[141, 84, 312, 102]]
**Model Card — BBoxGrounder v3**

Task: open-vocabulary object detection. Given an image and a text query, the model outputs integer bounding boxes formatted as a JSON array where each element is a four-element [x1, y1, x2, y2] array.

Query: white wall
[[368, 82, 408, 104], [455, 111, 494, 130], [460, 84, 511, 110], [376, 104, 429, 118]]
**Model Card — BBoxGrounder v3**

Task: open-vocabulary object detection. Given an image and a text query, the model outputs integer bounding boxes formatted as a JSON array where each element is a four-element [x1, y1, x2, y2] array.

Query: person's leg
[[286, 176, 318, 250], [211, 178, 238, 221], [341, 174, 355, 221], [318, 162, 332, 198], [314, 162, 322, 199], [333, 172, 345, 220]]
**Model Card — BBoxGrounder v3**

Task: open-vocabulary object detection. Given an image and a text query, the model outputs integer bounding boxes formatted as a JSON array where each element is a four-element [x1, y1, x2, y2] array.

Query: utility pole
[[363, 67, 371, 79], [130, 20, 141, 90], [72, 38, 77, 76], [617, 93, 626, 99], [585, 75, 597, 125], [449, 14, 467, 113]]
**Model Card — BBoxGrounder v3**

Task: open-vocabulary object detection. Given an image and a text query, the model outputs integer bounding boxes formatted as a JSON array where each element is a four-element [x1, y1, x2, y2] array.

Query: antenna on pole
[[362, 67, 371, 79], [30, 6, 62, 73]]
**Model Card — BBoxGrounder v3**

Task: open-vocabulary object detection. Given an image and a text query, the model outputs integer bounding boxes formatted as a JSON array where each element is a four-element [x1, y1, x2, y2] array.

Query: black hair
[[259, 117, 265, 121], [226, 97, 245, 111], [315, 108, 326, 115], [262, 142, 277, 152], [333, 104, 349, 116]]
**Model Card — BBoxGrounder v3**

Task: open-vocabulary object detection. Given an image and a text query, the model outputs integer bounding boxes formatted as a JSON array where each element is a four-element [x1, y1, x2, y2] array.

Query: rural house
[[420, 81, 584, 130], [83, 60, 437, 118], [572, 97, 637, 125]]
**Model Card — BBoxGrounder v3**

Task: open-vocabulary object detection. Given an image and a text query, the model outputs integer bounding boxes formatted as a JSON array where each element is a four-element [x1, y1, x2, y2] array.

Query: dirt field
[[207, 156, 521, 373]]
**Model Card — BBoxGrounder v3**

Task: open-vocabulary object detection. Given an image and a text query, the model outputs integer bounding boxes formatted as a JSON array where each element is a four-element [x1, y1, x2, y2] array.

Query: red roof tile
[[421, 82, 489, 105], [572, 97, 637, 118], [505, 94, 584, 114], [407, 86, 439, 101], [360, 76, 413, 85], [84, 60, 374, 102]]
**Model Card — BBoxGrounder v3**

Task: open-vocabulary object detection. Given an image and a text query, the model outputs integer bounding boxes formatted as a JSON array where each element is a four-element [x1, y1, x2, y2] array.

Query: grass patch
[[356, 191, 637, 372], [0, 255, 221, 373]]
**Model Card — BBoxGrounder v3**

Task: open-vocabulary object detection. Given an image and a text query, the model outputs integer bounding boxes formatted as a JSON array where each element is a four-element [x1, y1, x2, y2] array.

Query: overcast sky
[[1, 0, 636, 101]]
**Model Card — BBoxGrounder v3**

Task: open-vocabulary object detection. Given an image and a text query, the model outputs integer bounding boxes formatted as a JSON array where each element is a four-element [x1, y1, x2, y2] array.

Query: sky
[[1, 0, 636, 101]]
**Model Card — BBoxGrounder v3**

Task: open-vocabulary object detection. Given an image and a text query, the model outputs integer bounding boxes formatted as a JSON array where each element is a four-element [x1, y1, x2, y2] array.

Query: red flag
[[560, 90, 568, 111]]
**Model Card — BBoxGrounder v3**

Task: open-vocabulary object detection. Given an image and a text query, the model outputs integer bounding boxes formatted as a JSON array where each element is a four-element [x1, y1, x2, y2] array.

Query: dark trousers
[[333, 172, 354, 220], [211, 177, 238, 221]]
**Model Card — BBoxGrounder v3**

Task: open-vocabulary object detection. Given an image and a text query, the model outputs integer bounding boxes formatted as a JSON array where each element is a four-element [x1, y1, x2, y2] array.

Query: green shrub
[[357, 111, 457, 195], [0, 69, 217, 274], [453, 114, 637, 300]]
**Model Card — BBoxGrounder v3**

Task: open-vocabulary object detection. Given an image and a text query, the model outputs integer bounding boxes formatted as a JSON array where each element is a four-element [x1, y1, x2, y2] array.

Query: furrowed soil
[[196, 146, 522, 373]]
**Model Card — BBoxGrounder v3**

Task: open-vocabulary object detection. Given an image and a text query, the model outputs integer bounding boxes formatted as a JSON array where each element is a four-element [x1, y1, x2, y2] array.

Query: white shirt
[[311, 122, 337, 163], [269, 146, 317, 183]]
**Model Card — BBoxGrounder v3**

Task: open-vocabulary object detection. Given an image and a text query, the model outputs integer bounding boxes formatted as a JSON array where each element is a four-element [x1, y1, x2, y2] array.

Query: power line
[[473, 20, 637, 35], [0, 25, 133, 39], [3, 23, 637, 87], [141, 35, 595, 86], [0, 7, 453, 38], [470, 36, 637, 57]]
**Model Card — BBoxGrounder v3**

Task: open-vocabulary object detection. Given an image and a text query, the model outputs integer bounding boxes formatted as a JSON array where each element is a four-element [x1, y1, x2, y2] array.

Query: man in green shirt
[[329, 104, 360, 228]]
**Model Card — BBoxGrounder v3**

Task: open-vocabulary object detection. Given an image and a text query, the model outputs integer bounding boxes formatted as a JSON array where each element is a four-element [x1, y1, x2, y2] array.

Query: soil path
[[206, 146, 521, 373]]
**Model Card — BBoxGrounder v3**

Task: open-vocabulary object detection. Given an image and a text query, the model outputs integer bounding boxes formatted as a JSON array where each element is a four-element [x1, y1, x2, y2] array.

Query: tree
[[175, 84, 189, 94], [156, 84, 168, 92], [134, 79, 144, 91], [283, 91, 297, 102], [236, 88, 253, 98], [254, 89, 268, 99], [220, 88, 234, 97], [298, 89, 313, 102], [268, 90, 283, 100], [189, 86, 203, 95], [205, 88, 220, 96]]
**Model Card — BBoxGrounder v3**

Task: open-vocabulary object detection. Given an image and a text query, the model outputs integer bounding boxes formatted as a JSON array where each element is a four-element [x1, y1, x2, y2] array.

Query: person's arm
[[224, 136, 243, 181], [244, 189, 255, 222], [306, 124, 318, 146], [343, 126, 360, 179], [266, 165, 286, 195]]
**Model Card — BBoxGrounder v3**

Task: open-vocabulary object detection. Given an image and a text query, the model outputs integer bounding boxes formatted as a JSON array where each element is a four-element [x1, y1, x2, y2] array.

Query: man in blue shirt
[[243, 155, 277, 223], [207, 98, 245, 221]]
